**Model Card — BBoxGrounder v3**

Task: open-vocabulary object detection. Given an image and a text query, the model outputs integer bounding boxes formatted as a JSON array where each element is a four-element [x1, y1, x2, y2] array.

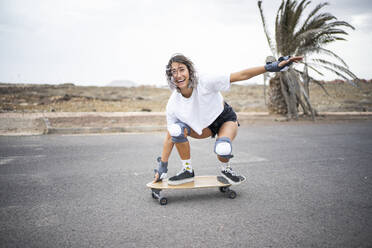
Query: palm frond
[[316, 64, 358, 87], [312, 58, 358, 79], [312, 80, 331, 96], [293, 27, 323, 49], [299, 20, 355, 47], [324, 28, 349, 36], [298, 34, 348, 54], [305, 12, 337, 30], [306, 47, 348, 68], [294, 76, 316, 118], [301, 2, 329, 30], [275, 1, 285, 54], [294, 13, 336, 46], [258, 1, 277, 56], [291, 0, 309, 31], [325, 21, 355, 30], [298, 61, 325, 76], [294, 68, 331, 96]]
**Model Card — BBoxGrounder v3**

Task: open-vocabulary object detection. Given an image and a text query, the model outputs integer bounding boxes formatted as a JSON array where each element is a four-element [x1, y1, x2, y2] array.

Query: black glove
[[264, 56, 292, 72]]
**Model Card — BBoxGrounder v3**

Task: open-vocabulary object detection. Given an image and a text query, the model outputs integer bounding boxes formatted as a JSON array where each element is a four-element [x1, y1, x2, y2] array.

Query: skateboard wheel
[[228, 190, 237, 199], [159, 197, 168, 205], [219, 187, 228, 193], [151, 192, 157, 199]]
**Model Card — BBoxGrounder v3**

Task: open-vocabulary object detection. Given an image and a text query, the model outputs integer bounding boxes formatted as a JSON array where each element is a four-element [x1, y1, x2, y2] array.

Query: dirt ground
[[1, 81, 372, 113]]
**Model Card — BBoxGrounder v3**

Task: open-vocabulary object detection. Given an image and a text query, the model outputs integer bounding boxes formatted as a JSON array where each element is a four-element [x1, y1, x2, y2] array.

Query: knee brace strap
[[168, 122, 191, 143], [214, 137, 233, 158]]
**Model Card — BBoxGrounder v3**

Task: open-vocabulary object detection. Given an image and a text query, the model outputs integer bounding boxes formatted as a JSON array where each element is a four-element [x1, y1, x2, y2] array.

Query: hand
[[265, 55, 303, 72], [278, 55, 303, 68], [153, 172, 160, 183], [153, 157, 168, 183]]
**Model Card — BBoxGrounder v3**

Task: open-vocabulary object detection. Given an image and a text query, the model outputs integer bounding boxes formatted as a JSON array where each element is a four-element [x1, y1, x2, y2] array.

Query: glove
[[264, 56, 292, 72], [154, 157, 168, 182]]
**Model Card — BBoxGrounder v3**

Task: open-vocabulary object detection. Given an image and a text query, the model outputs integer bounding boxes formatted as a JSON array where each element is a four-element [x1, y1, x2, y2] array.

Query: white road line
[[6, 145, 45, 151], [0, 158, 15, 165], [7, 144, 42, 148], [0, 155, 46, 158], [0, 155, 47, 165], [234, 153, 269, 164]]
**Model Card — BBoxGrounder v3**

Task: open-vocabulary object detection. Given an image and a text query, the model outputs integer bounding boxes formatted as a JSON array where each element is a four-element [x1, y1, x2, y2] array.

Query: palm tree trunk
[[289, 70, 317, 120], [268, 74, 287, 115], [303, 56, 310, 98], [268, 70, 318, 120], [263, 72, 268, 105], [283, 72, 299, 119], [279, 74, 292, 119]]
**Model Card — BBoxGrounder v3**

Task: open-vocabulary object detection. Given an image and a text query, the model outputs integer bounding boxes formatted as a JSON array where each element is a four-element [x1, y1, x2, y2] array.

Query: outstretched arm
[[229, 56, 303, 83], [230, 66, 266, 83]]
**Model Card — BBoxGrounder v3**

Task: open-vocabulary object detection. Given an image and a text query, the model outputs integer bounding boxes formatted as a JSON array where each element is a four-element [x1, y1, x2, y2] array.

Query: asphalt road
[[1, 121, 372, 248]]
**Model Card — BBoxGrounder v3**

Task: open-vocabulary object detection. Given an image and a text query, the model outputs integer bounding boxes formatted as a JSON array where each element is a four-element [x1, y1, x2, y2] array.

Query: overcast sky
[[0, 0, 371, 86]]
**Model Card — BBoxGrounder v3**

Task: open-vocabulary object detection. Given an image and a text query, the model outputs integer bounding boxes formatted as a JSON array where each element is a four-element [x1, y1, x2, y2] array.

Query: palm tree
[[258, 0, 358, 119]]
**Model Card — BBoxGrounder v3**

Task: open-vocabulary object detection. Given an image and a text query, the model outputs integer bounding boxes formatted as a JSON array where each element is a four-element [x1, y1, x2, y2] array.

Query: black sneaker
[[168, 169, 195, 185], [221, 167, 246, 185]]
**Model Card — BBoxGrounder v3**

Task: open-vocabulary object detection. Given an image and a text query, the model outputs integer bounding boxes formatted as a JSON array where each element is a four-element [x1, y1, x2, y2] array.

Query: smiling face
[[166, 54, 198, 93], [171, 62, 190, 90]]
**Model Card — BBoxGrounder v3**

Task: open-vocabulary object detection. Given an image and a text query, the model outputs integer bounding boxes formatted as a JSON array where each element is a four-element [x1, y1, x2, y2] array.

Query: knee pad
[[214, 137, 233, 158], [168, 122, 191, 143]]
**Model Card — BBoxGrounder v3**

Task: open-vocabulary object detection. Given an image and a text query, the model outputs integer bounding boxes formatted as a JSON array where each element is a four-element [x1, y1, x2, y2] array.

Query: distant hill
[[107, 80, 137, 87]]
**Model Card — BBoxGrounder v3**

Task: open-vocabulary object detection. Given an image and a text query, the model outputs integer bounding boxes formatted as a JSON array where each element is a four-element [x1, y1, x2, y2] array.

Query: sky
[[0, 0, 371, 86]]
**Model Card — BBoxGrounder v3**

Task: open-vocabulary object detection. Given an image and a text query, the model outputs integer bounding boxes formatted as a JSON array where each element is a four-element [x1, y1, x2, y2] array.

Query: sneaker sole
[[167, 177, 194, 186], [221, 174, 246, 185]]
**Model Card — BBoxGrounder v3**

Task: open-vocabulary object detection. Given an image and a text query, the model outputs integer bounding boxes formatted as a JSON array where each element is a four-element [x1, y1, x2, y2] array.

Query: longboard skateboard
[[146, 175, 242, 205]]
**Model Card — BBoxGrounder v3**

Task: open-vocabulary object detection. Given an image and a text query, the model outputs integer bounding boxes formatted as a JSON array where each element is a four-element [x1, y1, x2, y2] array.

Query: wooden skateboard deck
[[146, 175, 230, 189], [147, 176, 240, 205]]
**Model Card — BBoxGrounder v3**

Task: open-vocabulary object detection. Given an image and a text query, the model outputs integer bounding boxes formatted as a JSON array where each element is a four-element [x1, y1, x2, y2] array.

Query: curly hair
[[165, 53, 198, 92]]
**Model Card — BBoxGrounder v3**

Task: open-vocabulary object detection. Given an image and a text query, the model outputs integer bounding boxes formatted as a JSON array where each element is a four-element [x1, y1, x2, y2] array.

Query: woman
[[154, 54, 302, 185]]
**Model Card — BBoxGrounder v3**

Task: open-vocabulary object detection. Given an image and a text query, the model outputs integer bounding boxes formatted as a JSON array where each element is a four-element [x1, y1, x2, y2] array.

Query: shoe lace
[[176, 168, 187, 176], [226, 167, 238, 176]]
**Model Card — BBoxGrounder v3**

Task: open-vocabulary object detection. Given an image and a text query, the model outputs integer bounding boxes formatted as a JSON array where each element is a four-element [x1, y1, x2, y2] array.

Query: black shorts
[[208, 102, 239, 138]]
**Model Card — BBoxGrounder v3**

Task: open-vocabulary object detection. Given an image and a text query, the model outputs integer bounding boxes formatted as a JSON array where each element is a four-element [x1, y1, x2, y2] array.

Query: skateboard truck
[[218, 185, 237, 199], [217, 176, 237, 199], [151, 189, 168, 205]]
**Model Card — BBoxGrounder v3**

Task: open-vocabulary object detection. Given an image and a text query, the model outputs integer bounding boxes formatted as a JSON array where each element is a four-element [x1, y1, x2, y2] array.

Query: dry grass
[[1, 81, 371, 113]]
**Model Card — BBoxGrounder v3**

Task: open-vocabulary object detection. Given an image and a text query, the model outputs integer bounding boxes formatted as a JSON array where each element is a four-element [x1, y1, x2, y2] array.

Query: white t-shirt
[[166, 74, 231, 135]]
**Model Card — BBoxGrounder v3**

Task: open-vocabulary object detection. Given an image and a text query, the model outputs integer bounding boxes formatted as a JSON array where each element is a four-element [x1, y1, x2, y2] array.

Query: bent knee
[[214, 137, 233, 158], [215, 142, 232, 156], [168, 122, 190, 143], [168, 123, 182, 137]]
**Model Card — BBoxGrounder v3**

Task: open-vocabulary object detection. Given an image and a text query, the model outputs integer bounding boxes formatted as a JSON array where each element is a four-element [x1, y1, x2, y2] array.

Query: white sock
[[221, 162, 229, 170], [181, 159, 192, 172]]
